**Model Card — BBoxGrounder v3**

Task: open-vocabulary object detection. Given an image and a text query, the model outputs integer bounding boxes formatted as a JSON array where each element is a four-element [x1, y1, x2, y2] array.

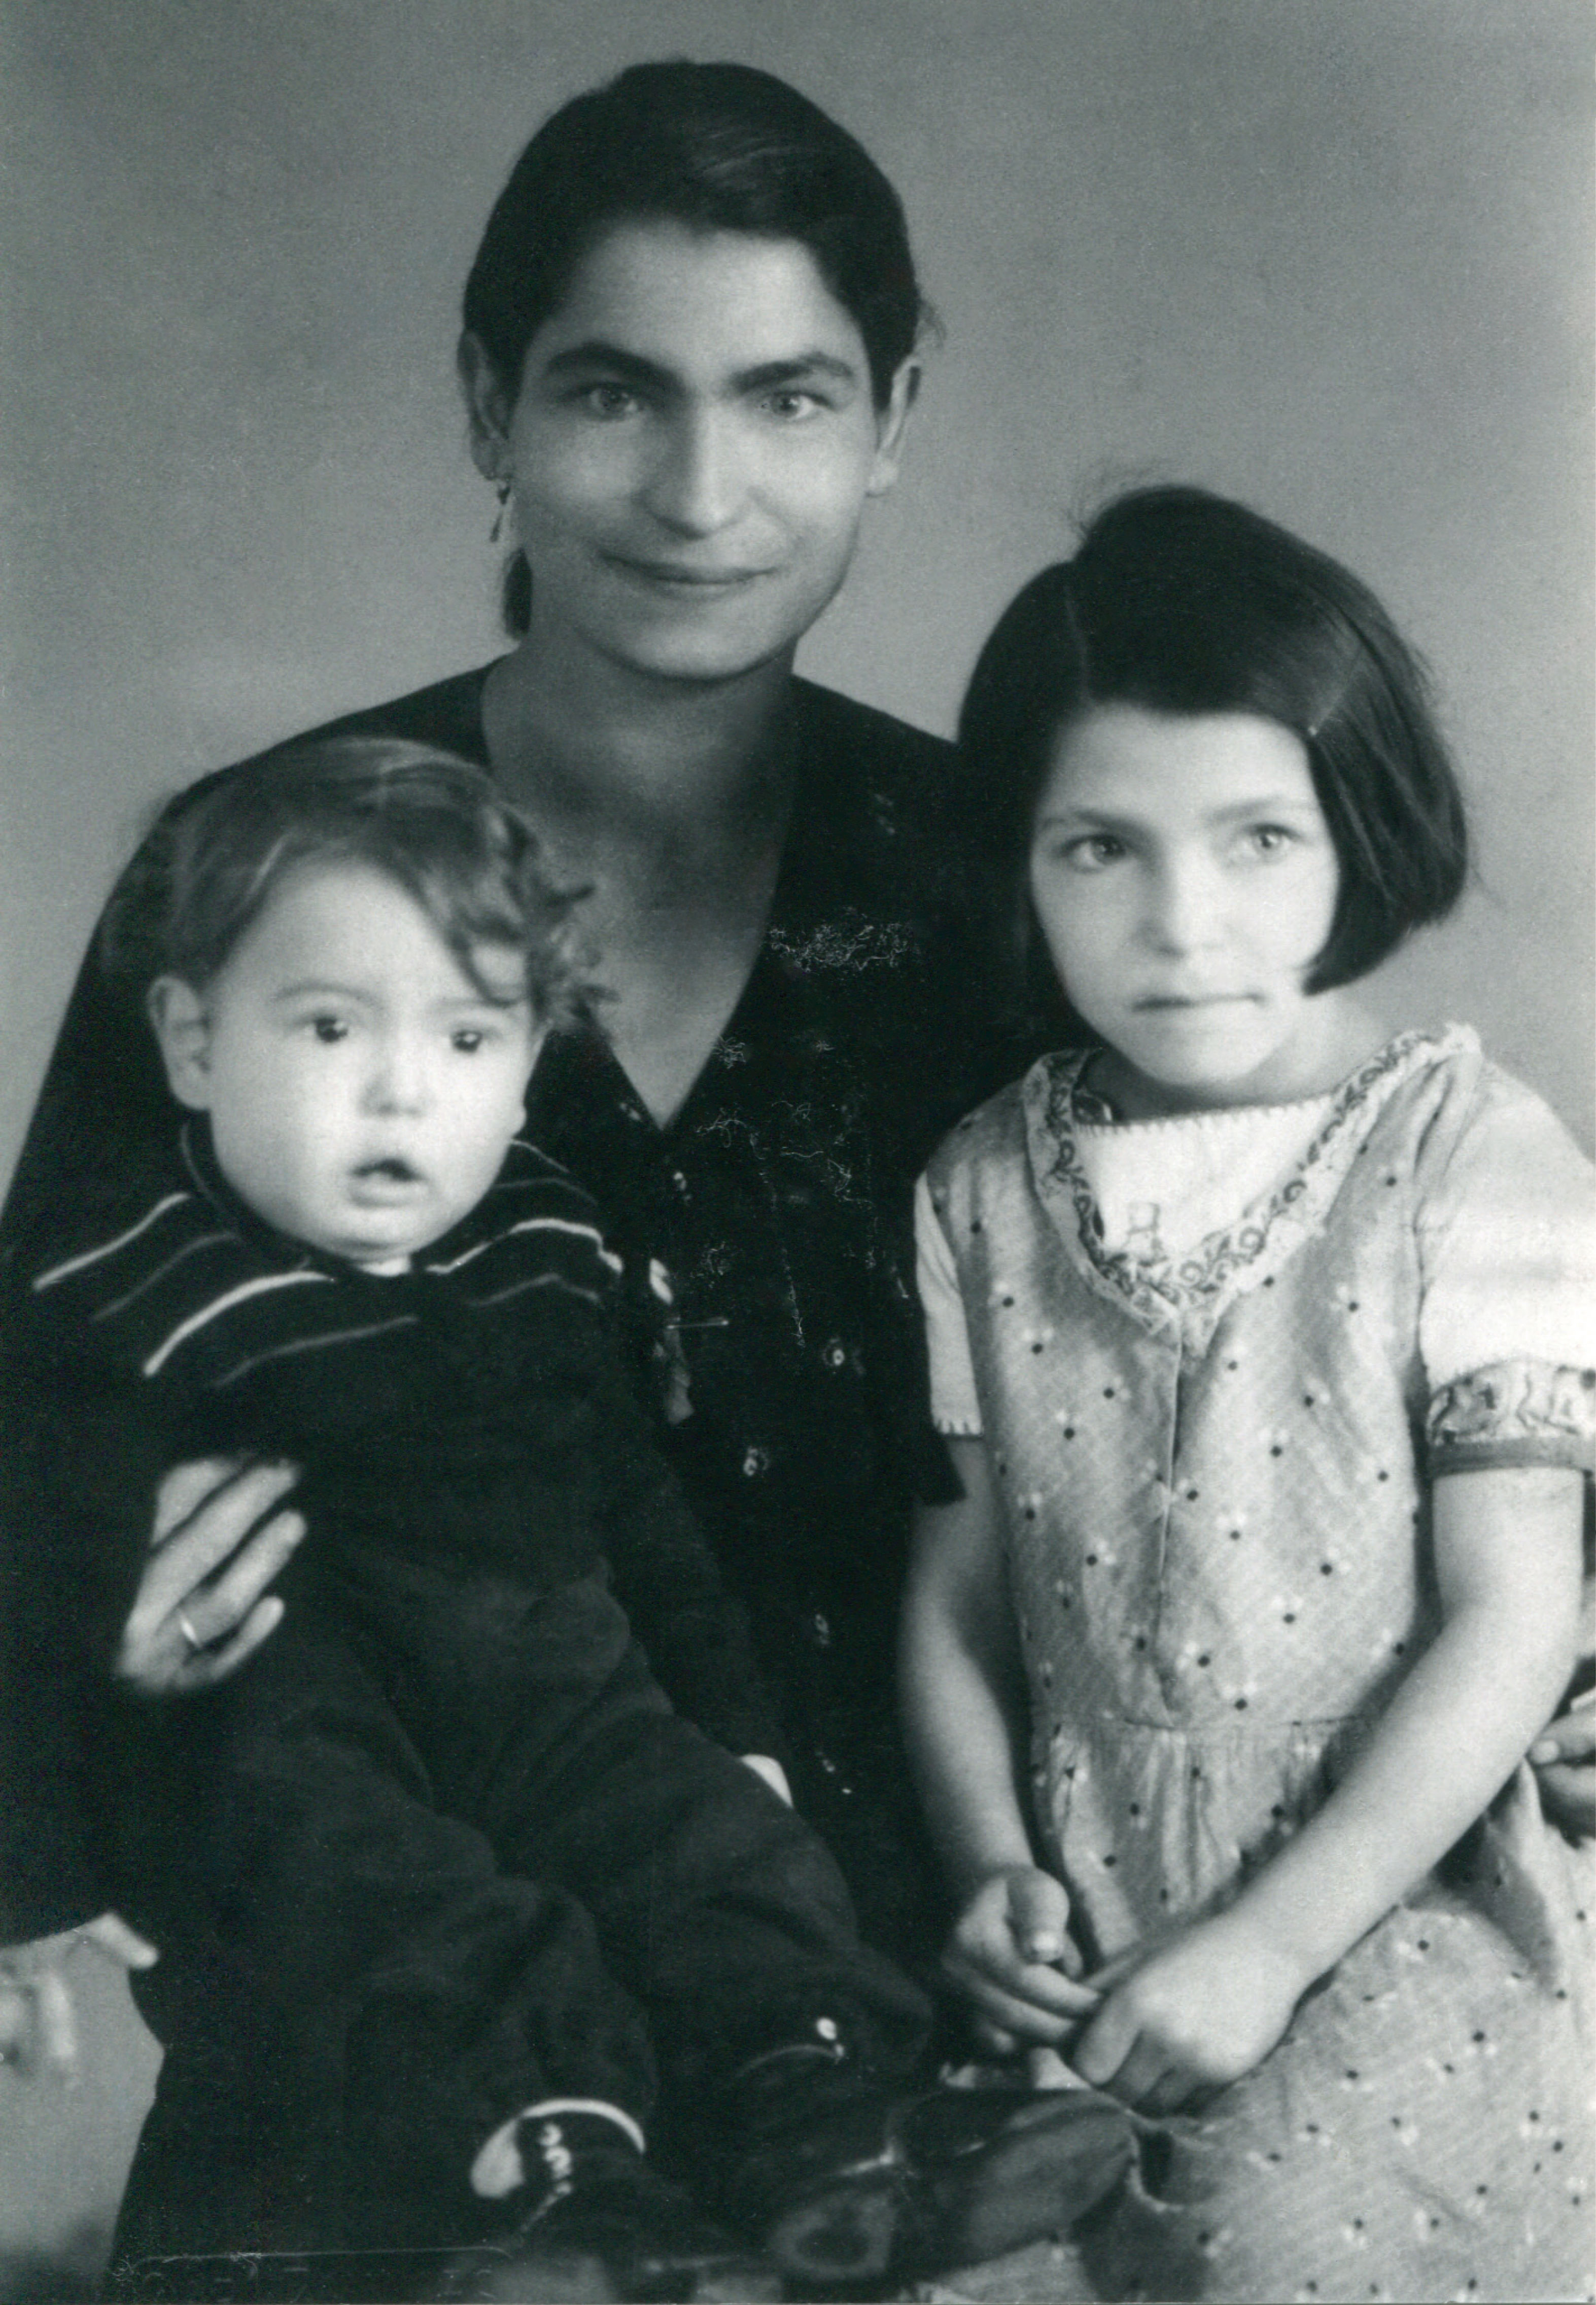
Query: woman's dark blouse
[[1, 665, 1017, 1964]]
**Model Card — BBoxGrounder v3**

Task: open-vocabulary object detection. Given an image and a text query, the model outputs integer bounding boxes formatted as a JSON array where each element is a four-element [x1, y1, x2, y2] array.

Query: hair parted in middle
[[957, 483, 1470, 1035], [461, 58, 929, 637], [100, 737, 585, 1029]]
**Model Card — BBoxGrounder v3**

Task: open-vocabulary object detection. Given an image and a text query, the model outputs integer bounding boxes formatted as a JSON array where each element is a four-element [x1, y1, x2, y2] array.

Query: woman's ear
[[458, 330, 516, 482], [866, 357, 921, 499], [147, 977, 215, 1109]]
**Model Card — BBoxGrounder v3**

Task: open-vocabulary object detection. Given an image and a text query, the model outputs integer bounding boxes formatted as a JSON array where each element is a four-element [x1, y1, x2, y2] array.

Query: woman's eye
[[761, 389, 822, 422], [574, 381, 641, 420]]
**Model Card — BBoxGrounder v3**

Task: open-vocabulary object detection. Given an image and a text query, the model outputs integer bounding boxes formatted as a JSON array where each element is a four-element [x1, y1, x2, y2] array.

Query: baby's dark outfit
[[13, 1124, 927, 2262]]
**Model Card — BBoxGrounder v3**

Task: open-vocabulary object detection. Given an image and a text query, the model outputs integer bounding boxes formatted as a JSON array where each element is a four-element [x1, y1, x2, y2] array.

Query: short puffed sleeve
[[914, 1172, 983, 1437], [1417, 1065, 1596, 1475]]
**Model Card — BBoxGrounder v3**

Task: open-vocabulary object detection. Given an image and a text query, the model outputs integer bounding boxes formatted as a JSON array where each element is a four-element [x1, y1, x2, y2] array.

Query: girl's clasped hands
[[945, 1863, 1312, 2114]]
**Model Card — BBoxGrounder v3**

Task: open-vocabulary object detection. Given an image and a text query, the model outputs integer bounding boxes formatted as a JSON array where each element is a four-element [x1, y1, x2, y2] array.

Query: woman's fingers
[[31, 1963, 79, 2083], [177, 1595, 288, 1691], [80, 1913, 158, 1971], [190, 1511, 304, 1644], [1531, 1694, 1595, 1839], [152, 1457, 252, 1547], [119, 1461, 303, 1693]]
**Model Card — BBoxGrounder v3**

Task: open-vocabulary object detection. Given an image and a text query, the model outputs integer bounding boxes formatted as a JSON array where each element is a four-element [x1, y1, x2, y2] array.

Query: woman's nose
[[642, 407, 744, 535]]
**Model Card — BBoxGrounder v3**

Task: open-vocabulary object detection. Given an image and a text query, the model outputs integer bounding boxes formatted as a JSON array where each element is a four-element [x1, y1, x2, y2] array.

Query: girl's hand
[[1073, 1908, 1307, 2113], [116, 1458, 305, 1696], [1530, 1688, 1595, 1841], [942, 1866, 1100, 2048], [0, 1914, 158, 2083]]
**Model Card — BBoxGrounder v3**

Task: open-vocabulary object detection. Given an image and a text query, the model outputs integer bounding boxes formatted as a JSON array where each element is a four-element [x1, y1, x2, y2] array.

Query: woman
[[4, 47, 1588, 2101], [0, 60, 1008, 2031]]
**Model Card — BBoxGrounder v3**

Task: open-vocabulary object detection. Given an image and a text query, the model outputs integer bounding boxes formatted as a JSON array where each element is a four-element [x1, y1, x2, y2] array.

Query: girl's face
[[462, 219, 915, 686], [1029, 705, 1351, 1117]]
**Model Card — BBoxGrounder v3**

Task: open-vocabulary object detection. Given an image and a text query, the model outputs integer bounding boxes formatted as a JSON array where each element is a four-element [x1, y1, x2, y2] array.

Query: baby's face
[[156, 861, 541, 1271]]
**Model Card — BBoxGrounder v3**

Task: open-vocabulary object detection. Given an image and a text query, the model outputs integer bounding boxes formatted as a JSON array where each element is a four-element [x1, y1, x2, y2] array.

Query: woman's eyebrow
[[539, 342, 675, 390], [732, 352, 861, 393], [537, 343, 861, 395]]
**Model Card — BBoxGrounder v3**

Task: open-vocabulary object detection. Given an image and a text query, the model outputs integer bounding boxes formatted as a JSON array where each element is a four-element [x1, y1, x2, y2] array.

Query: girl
[[903, 485, 1594, 2302]]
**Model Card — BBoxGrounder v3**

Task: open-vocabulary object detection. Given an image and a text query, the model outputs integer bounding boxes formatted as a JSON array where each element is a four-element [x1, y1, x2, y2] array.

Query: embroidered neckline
[[1022, 1027, 1476, 1341]]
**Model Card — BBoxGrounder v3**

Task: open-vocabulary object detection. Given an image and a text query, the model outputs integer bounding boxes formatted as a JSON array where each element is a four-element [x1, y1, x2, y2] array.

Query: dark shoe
[[455, 2111, 779, 2304], [728, 2081, 1133, 2289]]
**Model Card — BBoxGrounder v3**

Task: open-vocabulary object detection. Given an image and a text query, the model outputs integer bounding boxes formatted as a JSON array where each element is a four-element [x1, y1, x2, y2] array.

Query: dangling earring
[[490, 476, 512, 546]]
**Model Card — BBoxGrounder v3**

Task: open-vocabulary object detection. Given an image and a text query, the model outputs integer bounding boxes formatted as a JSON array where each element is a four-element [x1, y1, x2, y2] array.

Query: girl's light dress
[[919, 1028, 1594, 2304]]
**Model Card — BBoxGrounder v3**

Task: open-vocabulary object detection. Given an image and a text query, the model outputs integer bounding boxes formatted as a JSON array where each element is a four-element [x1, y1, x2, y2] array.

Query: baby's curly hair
[[101, 736, 584, 1029]]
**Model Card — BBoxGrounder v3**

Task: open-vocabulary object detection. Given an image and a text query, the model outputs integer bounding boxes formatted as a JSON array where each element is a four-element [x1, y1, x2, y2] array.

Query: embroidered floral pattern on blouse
[[1427, 1357, 1596, 1471], [1021, 1030, 1472, 1348]]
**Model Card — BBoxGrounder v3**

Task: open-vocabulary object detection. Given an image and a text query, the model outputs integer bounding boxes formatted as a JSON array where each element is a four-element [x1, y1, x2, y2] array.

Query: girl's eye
[[309, 1016, 349, 1044], [1240, 824, 1298, 860], [1060, 833, 1126, 870]]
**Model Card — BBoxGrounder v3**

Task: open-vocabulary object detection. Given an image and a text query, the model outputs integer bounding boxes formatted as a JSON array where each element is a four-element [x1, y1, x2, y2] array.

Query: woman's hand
[[0, 1915, 158, 2083], [740, 1754, 793, 1805], [942, 1865, 1099, 2050], [1530, 1688, 1595, 1841], [116, 1458, 305, 1696], [1073, 1907, 1308, 2114]]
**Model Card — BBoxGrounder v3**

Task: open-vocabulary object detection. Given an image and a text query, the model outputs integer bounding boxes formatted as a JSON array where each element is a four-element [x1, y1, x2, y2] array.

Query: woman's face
[[463, 220, 915, 686]]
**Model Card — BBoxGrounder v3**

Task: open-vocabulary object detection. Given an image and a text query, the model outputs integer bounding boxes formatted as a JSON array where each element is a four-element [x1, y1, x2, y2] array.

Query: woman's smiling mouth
[[604, 553, 771, 590]]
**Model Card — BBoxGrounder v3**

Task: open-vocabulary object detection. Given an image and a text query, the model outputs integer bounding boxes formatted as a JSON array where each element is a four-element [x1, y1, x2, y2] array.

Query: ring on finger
[[177, 1610, 205, 1656]]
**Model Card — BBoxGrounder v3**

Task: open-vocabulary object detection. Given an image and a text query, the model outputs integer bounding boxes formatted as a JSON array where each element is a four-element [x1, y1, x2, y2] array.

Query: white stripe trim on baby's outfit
[[472, 1272, 605, 1311], [142, 1268, 332, 1376], [426, 1214, 618, 1276], [470, 2100, 647, 2198], [209, 1312, 422, 1390], [92, 1232, 236, 1323], [32, 1195, 192, 1291]]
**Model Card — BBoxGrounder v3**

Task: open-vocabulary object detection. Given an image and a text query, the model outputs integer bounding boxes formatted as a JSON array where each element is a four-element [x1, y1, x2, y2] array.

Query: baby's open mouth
[[356, 1158, 421, 1183]]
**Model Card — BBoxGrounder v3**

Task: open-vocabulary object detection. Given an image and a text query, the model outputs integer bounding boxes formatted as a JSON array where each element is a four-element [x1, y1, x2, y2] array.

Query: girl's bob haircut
[[101, 737, 582, 1030], [461, 59, 928, 636], [959, 484, 1469, 1027]]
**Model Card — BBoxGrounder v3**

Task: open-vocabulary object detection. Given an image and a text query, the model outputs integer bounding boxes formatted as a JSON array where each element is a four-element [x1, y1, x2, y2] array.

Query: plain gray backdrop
[[1, 0, 1591, 2278]]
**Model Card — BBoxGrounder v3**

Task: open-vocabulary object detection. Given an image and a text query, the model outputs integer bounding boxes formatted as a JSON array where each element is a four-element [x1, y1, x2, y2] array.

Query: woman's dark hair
[[101, 737, 583, 1029], [462, 60, 927, 634], [958, 484, 1469, 1030]]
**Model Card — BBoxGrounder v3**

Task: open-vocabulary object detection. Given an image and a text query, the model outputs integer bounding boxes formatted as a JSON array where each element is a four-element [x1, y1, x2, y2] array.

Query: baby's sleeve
[[1417, 1069, 1596, 1477], [914, 1172, 983, 1438]]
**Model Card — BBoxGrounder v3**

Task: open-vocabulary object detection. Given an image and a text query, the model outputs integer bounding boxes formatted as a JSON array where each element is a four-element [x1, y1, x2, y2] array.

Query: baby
[[9, 738, 1127, 2302]]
